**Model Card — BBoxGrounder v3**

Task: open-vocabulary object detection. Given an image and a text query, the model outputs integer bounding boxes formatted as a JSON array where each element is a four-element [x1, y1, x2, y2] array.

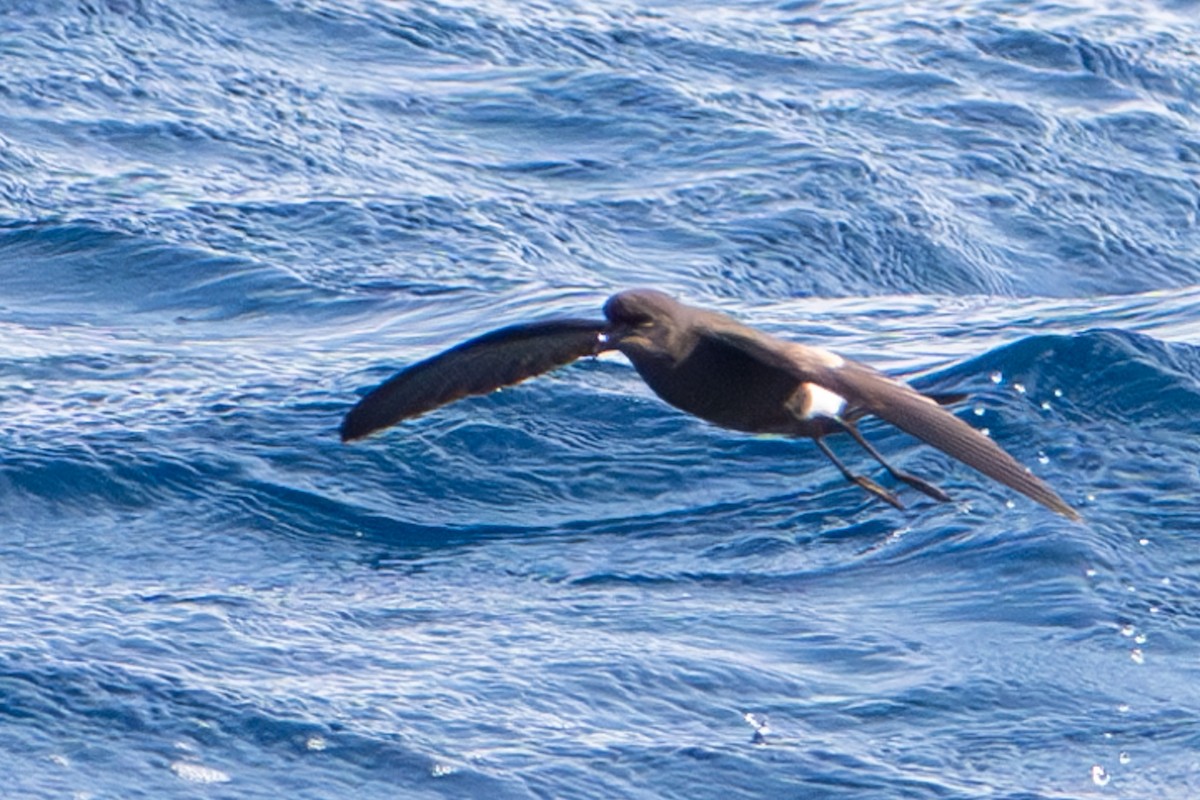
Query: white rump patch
[[804, 383, 846, 419]]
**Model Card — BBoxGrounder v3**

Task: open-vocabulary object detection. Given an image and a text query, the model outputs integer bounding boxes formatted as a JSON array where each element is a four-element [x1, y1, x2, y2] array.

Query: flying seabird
[[340, 288, 1079, 519]]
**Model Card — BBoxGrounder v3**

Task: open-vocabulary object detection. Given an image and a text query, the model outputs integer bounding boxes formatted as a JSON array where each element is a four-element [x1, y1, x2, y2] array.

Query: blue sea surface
[[2, 0, 1200, 797]]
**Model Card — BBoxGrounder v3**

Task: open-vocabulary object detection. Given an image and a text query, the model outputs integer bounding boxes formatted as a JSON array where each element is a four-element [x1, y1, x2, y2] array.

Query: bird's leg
[[813, 436, 905, 510], [837, 420, 952, 503]]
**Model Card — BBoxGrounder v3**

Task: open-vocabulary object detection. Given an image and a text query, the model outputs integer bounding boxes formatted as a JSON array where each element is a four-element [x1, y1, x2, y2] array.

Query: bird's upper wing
[[703, 324, 1079, 520], [340, 318, 605, 441]]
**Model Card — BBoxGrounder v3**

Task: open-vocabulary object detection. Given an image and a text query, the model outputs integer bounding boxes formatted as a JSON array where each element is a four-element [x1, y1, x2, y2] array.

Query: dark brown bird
[[341, 289, 1079, 519]]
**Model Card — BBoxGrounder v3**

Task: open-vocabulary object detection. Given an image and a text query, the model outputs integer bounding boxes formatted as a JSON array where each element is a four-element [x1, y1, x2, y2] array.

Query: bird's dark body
[[341, 288, 1080, 519], [628, 333, 805, 435]]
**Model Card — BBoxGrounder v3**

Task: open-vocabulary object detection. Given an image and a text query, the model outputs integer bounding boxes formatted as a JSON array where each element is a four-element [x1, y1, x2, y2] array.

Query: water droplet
[[1130, 648, 1145, 664], [744, 712, 770, 744], [170, 762, 231, 784], [980, 427, 990, 437], [1014, 382, 1026, 394], [1120, 624, 1135, 637], [306, 736, 326, 751], [1054, 388, 1063, 398], [431, 764, 457, 778], [1117, 703, 1131, 713], [974, 405, 986, 416], [1005, 499, 1015, 510], [1161, 577, 1171, 586], [1091, 765, 1111, 786], [1037, 452, 1049, 465], [1119, 751, 1130, 765], [1134, 633, 1147, 644], [990, 371, 1003, 384], [1040, 400, 1051, 410]]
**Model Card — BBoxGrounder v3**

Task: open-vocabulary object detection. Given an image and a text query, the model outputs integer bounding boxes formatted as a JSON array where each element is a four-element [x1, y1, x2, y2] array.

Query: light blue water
[[2, 1, 1200, 797]]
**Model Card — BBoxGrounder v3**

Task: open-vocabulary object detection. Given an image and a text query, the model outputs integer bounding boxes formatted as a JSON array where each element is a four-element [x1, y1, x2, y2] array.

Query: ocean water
[[2, 0, 1200, 797]]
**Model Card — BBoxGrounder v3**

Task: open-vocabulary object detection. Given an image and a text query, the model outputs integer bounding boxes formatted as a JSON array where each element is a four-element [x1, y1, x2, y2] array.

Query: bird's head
[[600, 289, 691, 363]]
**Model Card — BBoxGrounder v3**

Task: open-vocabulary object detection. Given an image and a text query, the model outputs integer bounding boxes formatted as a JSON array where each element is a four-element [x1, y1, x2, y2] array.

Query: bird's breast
[[624, 334, 809, 434]]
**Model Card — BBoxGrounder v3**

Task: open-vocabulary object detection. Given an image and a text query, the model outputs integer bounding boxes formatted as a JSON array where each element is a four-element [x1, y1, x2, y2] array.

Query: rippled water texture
[[2, 0, 1199, 797]]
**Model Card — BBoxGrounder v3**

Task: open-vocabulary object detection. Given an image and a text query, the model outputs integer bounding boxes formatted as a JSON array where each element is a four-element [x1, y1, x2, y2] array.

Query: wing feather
[[822, 363, 1080, 520], [702, 324, 1079, 519], [340, 318, 604, 441]]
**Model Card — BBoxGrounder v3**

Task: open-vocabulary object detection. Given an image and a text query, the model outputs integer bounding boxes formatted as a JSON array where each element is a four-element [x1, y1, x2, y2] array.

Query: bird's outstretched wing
[[821, 361, 1079, 520], [703, 325, 1079, 520], [340, 319, 605, 441]]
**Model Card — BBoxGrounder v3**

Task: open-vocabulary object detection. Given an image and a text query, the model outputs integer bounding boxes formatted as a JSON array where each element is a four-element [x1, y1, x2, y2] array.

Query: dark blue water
[[3, 1, 1200, 797]]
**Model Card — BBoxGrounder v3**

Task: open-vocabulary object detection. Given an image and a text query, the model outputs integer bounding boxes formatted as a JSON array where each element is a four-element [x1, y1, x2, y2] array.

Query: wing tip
[[339, 405, 379, 443], [1019, 480, 1081, 521], [1050, 498, 1083, 522]]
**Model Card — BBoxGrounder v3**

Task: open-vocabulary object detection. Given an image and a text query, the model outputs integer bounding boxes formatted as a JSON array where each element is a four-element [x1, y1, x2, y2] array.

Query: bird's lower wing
[[824, 363, 1080, 520], [340, 318, 605, 441], [702, 326, 1078, 519]]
